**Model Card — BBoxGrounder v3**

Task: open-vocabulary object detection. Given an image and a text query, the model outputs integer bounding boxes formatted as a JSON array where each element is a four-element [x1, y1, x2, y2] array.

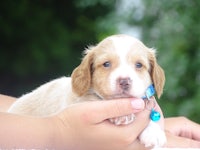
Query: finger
[[165, 117, 200, 141], [179, 117, 200, 141], [165, 131, 200, 148], [96, 109, 151, 143], [81, 100, 150, 148], [84, 98, 145, 124]]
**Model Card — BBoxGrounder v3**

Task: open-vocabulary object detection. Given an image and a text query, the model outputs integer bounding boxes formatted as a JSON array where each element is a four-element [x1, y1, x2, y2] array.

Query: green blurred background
[[1, 0, 200, 123]]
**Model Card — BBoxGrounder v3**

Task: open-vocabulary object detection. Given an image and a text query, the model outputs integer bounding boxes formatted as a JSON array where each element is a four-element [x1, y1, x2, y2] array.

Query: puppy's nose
[[118, 77, 132, 91]]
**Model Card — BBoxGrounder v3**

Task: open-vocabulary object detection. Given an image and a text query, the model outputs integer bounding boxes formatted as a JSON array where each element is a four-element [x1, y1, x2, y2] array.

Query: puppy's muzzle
[[109, 77, 134, 125], [118, 77, 132, 91]]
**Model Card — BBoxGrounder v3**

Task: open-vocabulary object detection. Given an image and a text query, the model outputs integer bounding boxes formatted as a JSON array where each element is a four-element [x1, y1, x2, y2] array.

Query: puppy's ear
[[71, 48, 94, 96], [148, 49, 165, 98]]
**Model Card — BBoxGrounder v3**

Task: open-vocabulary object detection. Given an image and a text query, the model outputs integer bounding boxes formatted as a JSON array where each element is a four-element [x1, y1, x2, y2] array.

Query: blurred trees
[[0, 0, 117, 96], [128, 0, 200, 122], [1, 0, 200, 122]]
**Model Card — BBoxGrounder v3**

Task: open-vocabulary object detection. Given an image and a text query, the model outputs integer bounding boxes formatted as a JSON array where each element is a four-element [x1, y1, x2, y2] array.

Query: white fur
[[8, 77, 74, 116], [140, 121, 167, 147], [107, 36, 152, 99], [8, 34, 166, 148]]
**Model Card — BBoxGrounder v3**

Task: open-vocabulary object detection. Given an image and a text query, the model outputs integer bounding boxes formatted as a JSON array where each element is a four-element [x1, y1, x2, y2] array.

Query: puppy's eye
[[103, 61, 111, 68], [135, 62, 143, 68]]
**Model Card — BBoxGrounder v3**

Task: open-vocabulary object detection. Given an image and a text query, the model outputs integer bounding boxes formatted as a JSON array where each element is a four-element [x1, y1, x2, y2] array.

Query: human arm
[[0, 96, 150, 150], [2, 94, 200, 149], [0, 111, 56, 149], [0, 94, 57, 149], [0, 94, 16, 112]]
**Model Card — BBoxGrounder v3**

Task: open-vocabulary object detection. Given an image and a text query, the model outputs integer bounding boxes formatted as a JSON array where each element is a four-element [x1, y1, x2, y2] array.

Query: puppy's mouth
[[92, 89, 136, 100], [109, 94, 134, 99], [91, 86, 142, 100], [102, 91, 137, 99]]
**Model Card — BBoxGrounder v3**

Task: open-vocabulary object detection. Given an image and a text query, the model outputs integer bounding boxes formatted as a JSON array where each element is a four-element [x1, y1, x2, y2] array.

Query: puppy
[[8, 34, 166, 147]]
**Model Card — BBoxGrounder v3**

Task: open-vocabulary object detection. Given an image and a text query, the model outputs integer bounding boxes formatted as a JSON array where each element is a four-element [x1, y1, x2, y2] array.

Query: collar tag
[[142, 84, 155, 100]]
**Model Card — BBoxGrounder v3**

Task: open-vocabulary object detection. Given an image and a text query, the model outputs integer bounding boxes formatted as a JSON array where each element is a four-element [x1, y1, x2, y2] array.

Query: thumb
[[87, 98, 145, 124]]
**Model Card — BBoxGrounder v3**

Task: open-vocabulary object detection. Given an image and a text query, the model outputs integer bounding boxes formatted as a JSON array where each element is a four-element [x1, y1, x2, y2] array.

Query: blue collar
[[142, 84, 155, 100]]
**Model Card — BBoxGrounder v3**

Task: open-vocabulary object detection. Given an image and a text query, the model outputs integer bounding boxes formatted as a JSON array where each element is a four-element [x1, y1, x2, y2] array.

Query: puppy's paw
[[139, 121, 166, 148], [109, 114, 135, 125]]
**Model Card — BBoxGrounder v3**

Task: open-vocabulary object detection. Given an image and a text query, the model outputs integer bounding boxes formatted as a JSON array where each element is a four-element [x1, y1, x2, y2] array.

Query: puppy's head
[[71, 34, 165, 99]]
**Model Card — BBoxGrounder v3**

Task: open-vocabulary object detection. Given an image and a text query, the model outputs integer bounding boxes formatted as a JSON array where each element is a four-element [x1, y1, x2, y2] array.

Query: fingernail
[[131, 99, 145, 110]]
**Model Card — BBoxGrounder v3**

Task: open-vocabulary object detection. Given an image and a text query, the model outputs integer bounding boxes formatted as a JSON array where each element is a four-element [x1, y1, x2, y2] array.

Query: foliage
[[128, 0, 200, 122], [0, 0, 117, 96]]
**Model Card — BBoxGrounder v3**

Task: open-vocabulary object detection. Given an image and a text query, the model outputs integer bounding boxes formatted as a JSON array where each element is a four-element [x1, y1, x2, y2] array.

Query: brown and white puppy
[[8, 34, 166, 147]]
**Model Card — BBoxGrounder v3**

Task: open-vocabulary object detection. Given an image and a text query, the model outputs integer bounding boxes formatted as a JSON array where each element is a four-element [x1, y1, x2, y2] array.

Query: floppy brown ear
[[149, 49, 165, 98], [71, 49, 94, 96]]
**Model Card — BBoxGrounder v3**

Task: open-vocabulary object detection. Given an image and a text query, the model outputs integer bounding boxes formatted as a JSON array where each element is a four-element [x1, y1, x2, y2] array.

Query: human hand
[[164, 117, 200, 148], [53, 98, 151, 150], [0, 94, 16, 112]]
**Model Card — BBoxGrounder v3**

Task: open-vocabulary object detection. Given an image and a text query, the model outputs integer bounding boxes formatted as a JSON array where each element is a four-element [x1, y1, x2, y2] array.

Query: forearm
[[0, 112, 57, 149], [0, 94, 16, 112]]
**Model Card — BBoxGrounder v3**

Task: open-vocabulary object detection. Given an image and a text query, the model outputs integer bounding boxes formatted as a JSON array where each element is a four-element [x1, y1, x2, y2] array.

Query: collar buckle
[[142, 84, 155, 100]]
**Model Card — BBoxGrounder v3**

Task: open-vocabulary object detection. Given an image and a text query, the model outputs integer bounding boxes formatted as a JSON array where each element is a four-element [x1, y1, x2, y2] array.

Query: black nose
[[118, 77, 132, 91]]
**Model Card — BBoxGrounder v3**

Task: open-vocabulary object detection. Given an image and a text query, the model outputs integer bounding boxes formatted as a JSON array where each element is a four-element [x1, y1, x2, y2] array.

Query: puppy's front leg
[[139, 121, 166, 148]]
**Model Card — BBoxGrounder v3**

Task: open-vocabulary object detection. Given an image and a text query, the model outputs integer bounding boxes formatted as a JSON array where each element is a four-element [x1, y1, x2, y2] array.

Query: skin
[[164, 117, 200, 148], [0, 94, 149, 149], [0, 94, 16, 112], [0, 94, 200, 149]]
